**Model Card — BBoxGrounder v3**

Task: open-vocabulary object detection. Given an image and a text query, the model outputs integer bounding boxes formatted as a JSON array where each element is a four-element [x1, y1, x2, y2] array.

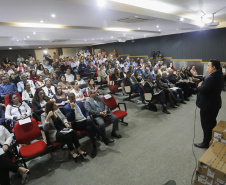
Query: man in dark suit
[[144, 75, 170, 114], [64, 93, 111, 158], [85, 89, 121, 139], [123, 71, 145, 103], [195, 59, 223, 148]]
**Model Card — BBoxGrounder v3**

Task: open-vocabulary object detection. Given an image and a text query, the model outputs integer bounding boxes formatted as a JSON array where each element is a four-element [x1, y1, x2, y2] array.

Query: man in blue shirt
[[0, 74, 18, 102]]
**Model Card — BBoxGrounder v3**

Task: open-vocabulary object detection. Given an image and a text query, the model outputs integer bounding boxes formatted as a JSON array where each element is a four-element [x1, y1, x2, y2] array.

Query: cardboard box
[[197, 142, 226, 183], [212, 121, 226, 140]]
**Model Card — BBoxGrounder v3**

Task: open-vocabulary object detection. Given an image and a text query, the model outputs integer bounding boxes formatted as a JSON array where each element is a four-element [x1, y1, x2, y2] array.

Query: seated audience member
[[85, 79, 99, 97], [120, 67, 127, 79], [134, 69, 145, 84], [186, 66, 200, 86], [51, 72, 59, 85], [17, 73, 35, 93], [123, 71, 145, 103], [43, 79, 56, 98], [10, 68, 20, 85], [111, 68, 122, 86], [55, 66, 65, 77], [161, 72, 186, 104], [127, 65, 134, 75], [65, 68, 74, 83], [7, 63, 16, 76], [135, 64, 143, 76], [142, 67, 152, 80], [17, 54, 25, 63], [168, 62, 176, 72], [106, 63, 114, 75], [17, 62, 24, 72], [151, 67, 159, 80], [71, 56, 79, 73], [87, 60, 97, 79], [22, 82, 36, 107], [159, 65, 167, 76], [0, 125, 30, 185], [32, 88, 50, 121], [70, 82, 85, 102], [0, 74, 18, 101], [42, 68, 51, 79], [30, 70, 38, 84], [64, 57, 71, 66], [0, 105, 5, 125], [97, 65, 110, 84], [85, 89, 121, 139], [64, 93, 110, 158], [58, 74, 71, 93], [144, 75, 170, 114], [53, 85, 69, 109], [190, 65, 203, 80], [76, 74, 87, 89], [41, 101, 87, 162], [5, 93, 31, 126], [167, 69, 190, 100], [79, 59, 87, 75], [37, 64, 44, 75], [155, 73, 178, 108], [35, 74, 45, 88], [42, 61, 52, 71]]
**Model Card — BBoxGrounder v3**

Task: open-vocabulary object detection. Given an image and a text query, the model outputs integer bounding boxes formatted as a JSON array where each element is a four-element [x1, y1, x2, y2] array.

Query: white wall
[[62, 48, 83, 57]]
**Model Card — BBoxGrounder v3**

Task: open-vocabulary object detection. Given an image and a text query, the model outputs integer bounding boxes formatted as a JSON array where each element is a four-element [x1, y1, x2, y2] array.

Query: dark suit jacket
[[196, 70, 223, 111], [64, 101, 90, 122], [167, 75, 178, 84], [144, 81, 155, 94], [32, 98, 50, 121]]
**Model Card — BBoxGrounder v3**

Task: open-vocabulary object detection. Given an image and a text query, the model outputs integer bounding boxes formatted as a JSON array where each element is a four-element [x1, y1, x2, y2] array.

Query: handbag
[[109, 81, 118, 92]]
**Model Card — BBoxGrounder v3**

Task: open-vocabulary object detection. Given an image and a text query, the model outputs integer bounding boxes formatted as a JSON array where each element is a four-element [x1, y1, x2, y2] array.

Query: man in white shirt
[[17, 74, 35, 92], [65, 68, 75, 83]]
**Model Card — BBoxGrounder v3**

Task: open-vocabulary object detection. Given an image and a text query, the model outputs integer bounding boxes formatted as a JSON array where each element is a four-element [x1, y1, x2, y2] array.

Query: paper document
[[60, 128, 73, 134], [170, 87, 179, 90], [104, 94, 111, 99], [19, 118, 31, 125]]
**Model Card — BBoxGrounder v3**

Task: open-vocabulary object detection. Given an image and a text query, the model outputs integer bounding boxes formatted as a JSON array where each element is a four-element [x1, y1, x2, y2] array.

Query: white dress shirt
[[5, 102, 31, 120], [65, 74, 75, 82]]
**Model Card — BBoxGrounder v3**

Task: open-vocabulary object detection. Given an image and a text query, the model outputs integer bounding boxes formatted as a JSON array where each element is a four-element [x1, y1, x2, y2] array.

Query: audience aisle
[[10, 90, 226, 185]]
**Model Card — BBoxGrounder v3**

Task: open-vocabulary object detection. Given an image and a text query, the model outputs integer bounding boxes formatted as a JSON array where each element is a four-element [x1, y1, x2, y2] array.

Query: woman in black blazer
[[32, 88, 50, 121]]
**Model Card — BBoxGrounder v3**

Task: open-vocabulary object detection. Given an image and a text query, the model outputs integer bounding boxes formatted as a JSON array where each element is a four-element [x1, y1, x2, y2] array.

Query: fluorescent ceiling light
[[9, 48, 12, 50], [97, 0, 106, 7], [110, 0, 178, 14], [40, 20, 44, 23], [105, 27, 131, 32], [39, 47, 41, 48], [156, 25, 159, 28], [51, 14, 56, 18], [16, 23, 63, 28], [33, 32, 36, 35]]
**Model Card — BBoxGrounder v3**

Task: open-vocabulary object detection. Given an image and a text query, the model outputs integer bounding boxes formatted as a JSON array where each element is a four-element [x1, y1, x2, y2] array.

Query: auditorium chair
[[14, 118, 47, 168], [102, 95, 128, 126], [4, 93, 22, 108], [122, 85, 140, 103]]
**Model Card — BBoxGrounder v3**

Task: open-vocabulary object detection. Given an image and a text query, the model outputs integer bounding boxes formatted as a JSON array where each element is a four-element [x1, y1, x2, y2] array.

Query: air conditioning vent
[[50, 39, 70, 42], [116, 17, 154, 23]]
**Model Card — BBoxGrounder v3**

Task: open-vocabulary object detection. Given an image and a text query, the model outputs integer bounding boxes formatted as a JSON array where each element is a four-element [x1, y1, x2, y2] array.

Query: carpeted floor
[[11, 89, 226, 185]]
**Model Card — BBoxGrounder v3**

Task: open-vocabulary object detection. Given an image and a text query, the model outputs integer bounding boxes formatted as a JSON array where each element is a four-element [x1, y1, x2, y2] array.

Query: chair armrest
[[117, 103, 127, 112]]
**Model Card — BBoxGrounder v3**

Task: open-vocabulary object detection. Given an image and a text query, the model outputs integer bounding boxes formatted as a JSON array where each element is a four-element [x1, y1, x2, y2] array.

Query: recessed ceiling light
[[101, 38, 103, 40], [33, 32, 36, 35], [97, 0, 106, 7], [85, 39, 87, 41], [144, 35, 146, 37], [138, 27, 140, 30], [17, 40, 19, 42], [156, 25, 159, 28], [39, 47, 41, 48], [111, 36, 113, 39], [27, 36, 30, 39], [123, 34, 126, 36], [40, 20, 44, 23], [159, 29, 161, 31], [176, 28, 179, 30], [132, 37, 134, 39], [51, 14, 56, 18], [92, 38, 94, 40], [9, 48, 12, 50], [179, 17, 184, 21], [23, 38, 26, 40], [135, 16, 139, 18]]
